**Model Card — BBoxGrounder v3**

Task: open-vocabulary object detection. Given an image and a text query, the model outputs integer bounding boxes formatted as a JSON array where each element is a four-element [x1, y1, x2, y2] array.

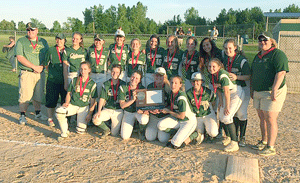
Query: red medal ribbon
[[150, 48, 157, 67], [185, 51, 195, 71], [258, 47, 275, 59], [167, 48, 177, 69], [212, 72, 219, 93], [95, 47, 103, 65], [80, 76, 90, 96], [170, 91, 178, 111], [56, 46, 64, 63], [128, 85, 139, 100], [227, 54, 236, 73], [111, 79, 120, 100], [193, 87, 203, 110], [115, 44, 124, 62], [131, 51, 140, 69], [29, 37, 38, 50]]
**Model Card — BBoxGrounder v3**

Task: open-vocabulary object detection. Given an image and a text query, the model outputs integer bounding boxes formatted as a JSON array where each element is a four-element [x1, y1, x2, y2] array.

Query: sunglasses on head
[[258, 38, 268, 42], [26, 28, 35, 32]]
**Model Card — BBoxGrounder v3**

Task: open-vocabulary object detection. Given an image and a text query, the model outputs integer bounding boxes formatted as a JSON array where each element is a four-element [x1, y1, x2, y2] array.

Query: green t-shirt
[[180, 50, 200, 80], [15, 36, 49, 71], [145, 47, 165, 73], [68, 77, 98, 107], [62, 47, 87, 72], [186, 87, 216, 117], [167, 90, 195, 121], [251, 48, 289, 91], [43, 46, 65, 84], [147, 82, 170, 118], [87, 45, 109, 73], [163, 49, 183, 79], [118, 84, 144, 113], [108, 43, 130, 71], [100, 79, 126, 110], [209, 69, 236, 92], [127, 51, 146, 77], [221, 53, 250, 87]]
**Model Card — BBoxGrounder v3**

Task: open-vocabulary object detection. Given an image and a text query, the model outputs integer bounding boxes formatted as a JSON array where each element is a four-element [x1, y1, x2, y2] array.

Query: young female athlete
[[62, 32, 88, 90], [56, 61, 97, 138], [208, 58, 244, 152], [157, 76, 197, 149], [119, 70, 149, 140], [43, 33, 67, 127], [93, 64, 125, 137], [145, 34, 165, 86], [221, 39, 251, 146]]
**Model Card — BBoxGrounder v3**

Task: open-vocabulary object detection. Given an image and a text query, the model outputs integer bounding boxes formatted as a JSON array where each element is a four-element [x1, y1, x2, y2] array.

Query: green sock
[[139, 124, 147, 134], [226, 123, 238, 142], [189, 131, 199, 141], [97, 122, 110, 132], [239, 120, 247, 138], [233, 117, 240, 137], [165, 128, 177, 136]]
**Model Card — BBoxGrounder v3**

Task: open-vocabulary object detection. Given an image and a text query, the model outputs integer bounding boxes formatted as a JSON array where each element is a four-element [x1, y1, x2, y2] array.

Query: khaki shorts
[[19, 70, 45, 103], [253, 85, 287, 112]]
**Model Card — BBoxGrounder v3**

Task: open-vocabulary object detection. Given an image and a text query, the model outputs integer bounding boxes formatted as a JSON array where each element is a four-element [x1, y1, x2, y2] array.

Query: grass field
[[0, 34, 258, 106]]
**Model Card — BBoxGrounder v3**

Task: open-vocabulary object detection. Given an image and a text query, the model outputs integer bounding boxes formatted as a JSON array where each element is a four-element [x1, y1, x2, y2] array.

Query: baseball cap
[[94, 34, 104, 41], [26, 22, 37, 30], [155, 67, 166, 76], [191, 72, 204, 81], [115, 29, 125, 37], [258, 32, 273, 40], [55, 33, 66, 40]]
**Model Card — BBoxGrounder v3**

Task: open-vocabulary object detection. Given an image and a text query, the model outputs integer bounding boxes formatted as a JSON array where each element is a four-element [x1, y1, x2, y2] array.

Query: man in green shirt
[[15, 22, 49, 125]]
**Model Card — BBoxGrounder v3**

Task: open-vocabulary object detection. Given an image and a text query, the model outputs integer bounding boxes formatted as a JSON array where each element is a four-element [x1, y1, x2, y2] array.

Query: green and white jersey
[[62, 47, 87, 72], [186, 87, 216, 117], [210, 69, 236, 92], [145, 47, 165, 73], [167, 90, 195, 121], [147, 82, 171, 118], [118, 84, 145, 113], [15, 36, 49, 71], [108, 43, 130, 71], [87, 45, 109, 74], [100, 79, 126, 110], [221, 53, 250, 87], [180, 50, 200, 80], [127, 51, 146, 77], [251, 48, 289, 92], [68, 77, 98, 107], [163, 49, 183, 79], [43, 46, 66, 84]]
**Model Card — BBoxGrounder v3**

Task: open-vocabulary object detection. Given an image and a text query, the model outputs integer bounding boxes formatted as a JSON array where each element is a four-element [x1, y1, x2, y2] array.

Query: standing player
[[221, 39, 251, 146], [119, 71, 149, 140], [208, 58, 244, 152], [163, 35, 183, 79], [56, 62, 97, 138], [93, 64, 126, 136], [15, 22, 49, 124], [157, 76, 197, 149], [87, 34, 109, 95], [145, 34, 165, 86], [43, 33, 67, 126], [179, 36, 199, 91]]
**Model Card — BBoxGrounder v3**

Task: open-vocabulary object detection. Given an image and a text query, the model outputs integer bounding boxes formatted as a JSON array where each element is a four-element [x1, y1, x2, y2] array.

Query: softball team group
[[16, 23, 289, 156]]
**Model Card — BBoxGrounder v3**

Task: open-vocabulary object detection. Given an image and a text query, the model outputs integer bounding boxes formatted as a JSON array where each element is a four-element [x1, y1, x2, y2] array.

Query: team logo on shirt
[[70, 53, 85, 62], [107, 89, 113, 96]]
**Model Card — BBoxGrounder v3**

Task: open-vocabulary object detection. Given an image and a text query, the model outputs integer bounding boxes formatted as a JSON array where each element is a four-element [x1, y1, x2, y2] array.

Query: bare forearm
[[120, 99, 135, 109], [97, 98, 106, 112], [237, 75, 250, 81], [272, 71, 286, 91], [17, 55, 38, 69], [224, 87, 230, 108]]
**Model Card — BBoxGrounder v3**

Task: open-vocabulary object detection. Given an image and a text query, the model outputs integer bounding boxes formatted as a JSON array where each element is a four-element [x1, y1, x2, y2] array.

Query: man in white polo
[[15, 22, 49, 125]]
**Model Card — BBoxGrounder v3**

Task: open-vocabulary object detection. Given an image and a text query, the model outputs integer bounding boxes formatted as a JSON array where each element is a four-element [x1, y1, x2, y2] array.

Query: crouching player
[[56, 61, 97, 138]]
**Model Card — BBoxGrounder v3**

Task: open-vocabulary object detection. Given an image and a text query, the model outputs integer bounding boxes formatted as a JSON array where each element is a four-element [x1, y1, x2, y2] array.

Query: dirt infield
[[0, 94, 299, 182]]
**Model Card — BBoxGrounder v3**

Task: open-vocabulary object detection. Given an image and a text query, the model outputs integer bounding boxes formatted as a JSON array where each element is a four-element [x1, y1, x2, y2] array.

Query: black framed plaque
[[136, 89, 165, 110]]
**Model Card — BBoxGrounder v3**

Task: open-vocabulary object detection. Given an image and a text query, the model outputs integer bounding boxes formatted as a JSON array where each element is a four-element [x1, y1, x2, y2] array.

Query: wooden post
[[253, 23, 255, 44], [223, 25, 225, 37], [266, 16, 269, 32], [15, 31, 17, 72]]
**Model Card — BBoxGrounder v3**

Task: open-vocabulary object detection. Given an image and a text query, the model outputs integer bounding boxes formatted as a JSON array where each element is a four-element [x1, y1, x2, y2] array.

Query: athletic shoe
[[76, 130, 86, 135], [224, 141, 239, 152], [252, 140, 267, 150], [194, 132, 205, 145], [215, 133, 223, 139], [216, 136, 231, 146], [19, 115, 27, 125], [239, 136, 246, 147], [258, 146, 276, 156], [47, 118, 55, 127], [102, 130, 111, 137], [35, 113, 48, 121]]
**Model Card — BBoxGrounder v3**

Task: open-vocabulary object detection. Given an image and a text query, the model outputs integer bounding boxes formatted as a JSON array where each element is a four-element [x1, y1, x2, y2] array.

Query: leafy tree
[[184, 7, 206, 25], [283, 4, 300, 13], [82, 8, 93, 26], [18, 21, 26, 31], [30, 18, 47, 30], [0, 19, 16, 30], [51, 20, 62, 32]]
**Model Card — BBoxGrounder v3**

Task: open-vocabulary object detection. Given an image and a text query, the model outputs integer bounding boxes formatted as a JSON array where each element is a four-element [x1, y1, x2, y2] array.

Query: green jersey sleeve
[[178, 98, 186, 113], [273, 49, 289, 73]]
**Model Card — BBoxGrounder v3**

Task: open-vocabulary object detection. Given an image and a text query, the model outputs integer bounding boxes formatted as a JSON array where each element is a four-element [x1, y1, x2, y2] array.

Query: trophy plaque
[[136, 89, 165, 110]]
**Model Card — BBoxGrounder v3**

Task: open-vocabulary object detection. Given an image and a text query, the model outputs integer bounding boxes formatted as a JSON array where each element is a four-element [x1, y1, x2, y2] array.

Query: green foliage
[[0, 19, 16, 30], [283, 4, 300, 13]]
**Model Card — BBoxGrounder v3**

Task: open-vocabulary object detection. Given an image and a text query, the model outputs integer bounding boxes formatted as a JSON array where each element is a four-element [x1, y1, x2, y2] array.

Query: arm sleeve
[[177, 98, 186, 113], [118, 85, 126, 101], [273, 50, 289, 73], [91, 83, 98, 99], [14, 39, 23, 56]]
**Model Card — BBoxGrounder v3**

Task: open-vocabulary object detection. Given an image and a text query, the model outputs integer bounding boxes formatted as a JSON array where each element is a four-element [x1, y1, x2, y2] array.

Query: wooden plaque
[[136, 89, 165, 110]]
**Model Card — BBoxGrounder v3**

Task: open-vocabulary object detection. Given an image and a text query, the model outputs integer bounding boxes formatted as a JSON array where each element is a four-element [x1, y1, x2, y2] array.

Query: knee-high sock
[[97, 121, 110, 132], [233, 117, 240, 138], [226, 123, 238, 142], [221, 122, 230, 137], [189, 131, 198, 141], [239, 120, 247, 138]]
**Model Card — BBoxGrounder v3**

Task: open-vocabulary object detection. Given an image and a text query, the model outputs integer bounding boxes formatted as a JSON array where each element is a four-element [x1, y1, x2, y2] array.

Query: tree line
[[0, 2, 299, 35]]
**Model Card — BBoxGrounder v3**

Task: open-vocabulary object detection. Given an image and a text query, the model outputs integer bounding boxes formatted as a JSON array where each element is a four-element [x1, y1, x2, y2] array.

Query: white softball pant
[[144, 73, 154, 88], [93, 108, 123, 136], [157, 116, 197, 147], [145, 114, 168, 141], [196, 112, 219, 138], [219, 85, 244, 124], [55, 104, 89, 137], [235, 86, 250, 121], [90, 73, 107, 97], [120, 111, 149, 140]]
